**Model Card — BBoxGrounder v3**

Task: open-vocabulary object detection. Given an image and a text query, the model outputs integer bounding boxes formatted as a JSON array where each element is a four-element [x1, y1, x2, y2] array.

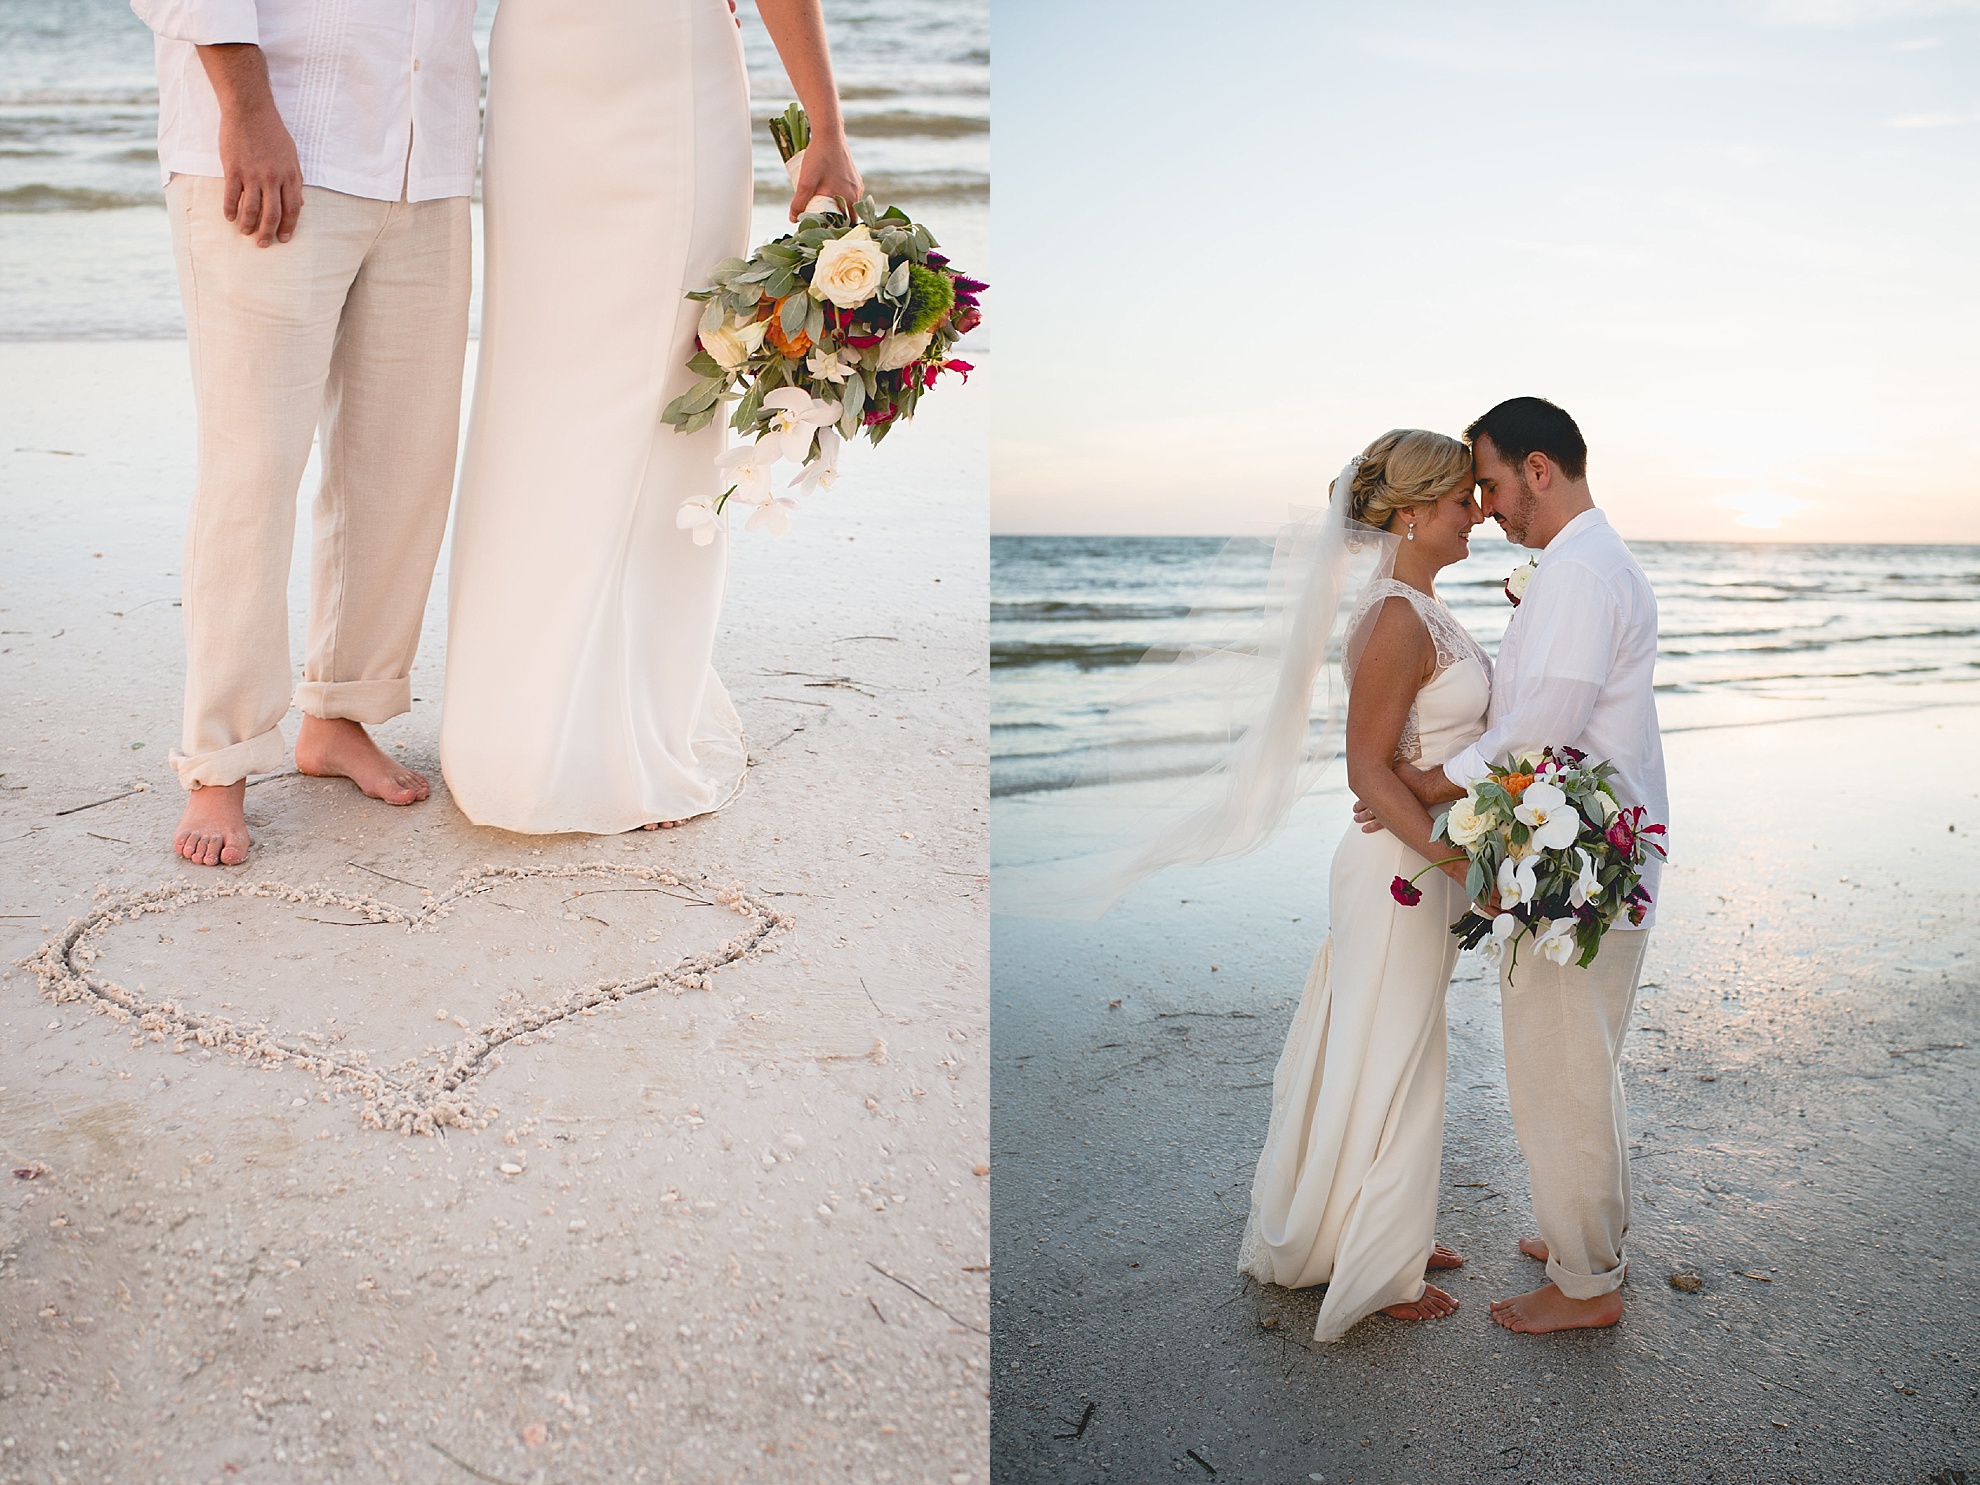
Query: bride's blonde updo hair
[[1340, 429, 1473, 529]]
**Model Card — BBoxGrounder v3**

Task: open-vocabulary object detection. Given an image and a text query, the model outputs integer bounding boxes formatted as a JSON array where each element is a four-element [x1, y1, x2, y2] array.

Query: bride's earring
[[1406, 522, 1415, 542]]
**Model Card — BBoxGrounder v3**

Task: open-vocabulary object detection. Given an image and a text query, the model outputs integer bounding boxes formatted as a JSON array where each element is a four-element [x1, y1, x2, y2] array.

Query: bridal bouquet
[[664, 104, 984, 543], [1391, 745, 1666, 974]]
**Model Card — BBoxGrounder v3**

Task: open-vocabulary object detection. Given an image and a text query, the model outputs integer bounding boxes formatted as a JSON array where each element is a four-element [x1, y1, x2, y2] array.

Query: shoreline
[[990, 701, 1980, 1483], [0, 339, 991, 1482]]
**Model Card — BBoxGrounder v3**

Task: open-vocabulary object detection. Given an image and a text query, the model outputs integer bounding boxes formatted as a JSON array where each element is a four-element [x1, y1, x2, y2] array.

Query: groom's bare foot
[[1428, 1241, 1465, 1270], [1382, 1283, 1459, 1322], [1490, 1282, 1623, 1334], [295, 716, 428, 805], [175, 781, 249, 867], [1519, 1236, 1550, 1262]]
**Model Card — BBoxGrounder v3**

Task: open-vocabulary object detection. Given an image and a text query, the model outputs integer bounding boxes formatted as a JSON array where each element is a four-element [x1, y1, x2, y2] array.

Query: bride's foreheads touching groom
[[135, 0, 864, 866]]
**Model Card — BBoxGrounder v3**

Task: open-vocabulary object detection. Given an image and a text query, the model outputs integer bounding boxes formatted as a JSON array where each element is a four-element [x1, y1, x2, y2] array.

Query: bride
[[441, 0, 863, 835], [1235, 430, 1491, 1340]]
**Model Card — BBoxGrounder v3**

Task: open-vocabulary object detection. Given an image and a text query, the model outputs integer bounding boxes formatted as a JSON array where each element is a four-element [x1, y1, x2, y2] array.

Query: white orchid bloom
[[1481, 911, 1522, 965], [746, 496, 799, 538], [714, 439, 780, 507], [1513, 780, 1581, 852], [806, 345, 853, 384], [675, 499, 720, 547], [759, 387, 842, 464], [1496, 853, 1540, 910], [790, 425, 843, 496], [1568, 848, 1604, 909], [1535, 917, 1580, 966]]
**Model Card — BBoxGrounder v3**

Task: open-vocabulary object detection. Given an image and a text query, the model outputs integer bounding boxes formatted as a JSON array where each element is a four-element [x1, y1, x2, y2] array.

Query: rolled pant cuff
[[170, 727, 287, 790], [1546, 1253, 1628, 1300], [294, 677, 412, 724]]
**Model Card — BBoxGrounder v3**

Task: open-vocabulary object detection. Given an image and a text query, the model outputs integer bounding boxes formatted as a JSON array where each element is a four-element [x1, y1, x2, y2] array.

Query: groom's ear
[[1525, 451, 1555, 493]]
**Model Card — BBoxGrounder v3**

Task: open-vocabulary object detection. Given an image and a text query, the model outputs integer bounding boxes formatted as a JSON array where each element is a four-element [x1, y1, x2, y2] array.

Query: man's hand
[[1395, 758, 1465, 809], [197, 44, 303, 247]]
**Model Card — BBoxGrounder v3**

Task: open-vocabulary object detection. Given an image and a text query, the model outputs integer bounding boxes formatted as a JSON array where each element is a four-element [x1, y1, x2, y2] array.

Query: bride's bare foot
[[175, 781, 249, 867], [295, 716, 428, 805], [1428, 1241, 1465, 1270], [640, 819, 689, 831], [1519, 1236, 1550, 1263], [1490, 1282, 1623, 1334], [1381, 1282, 1458, 1322]]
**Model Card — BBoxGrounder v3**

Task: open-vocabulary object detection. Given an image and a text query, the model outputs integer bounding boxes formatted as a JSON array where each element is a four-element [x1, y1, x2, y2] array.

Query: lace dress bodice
[[1342, 579, 1493, 765]]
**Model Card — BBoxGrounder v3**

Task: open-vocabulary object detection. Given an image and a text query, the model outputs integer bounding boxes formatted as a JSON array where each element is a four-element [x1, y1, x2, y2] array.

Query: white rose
[[874, 328, 933, 371], [1443, 797, 1492, 848], [809, 225, 890, 310], [1506, 557, 1538, 605], [703, 316, 768, 373]]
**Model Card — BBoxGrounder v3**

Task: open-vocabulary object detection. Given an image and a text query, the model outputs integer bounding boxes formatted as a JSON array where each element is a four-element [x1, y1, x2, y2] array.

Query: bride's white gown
[[441, 0, 752, 835], [1238, 580, 1492, 1341]]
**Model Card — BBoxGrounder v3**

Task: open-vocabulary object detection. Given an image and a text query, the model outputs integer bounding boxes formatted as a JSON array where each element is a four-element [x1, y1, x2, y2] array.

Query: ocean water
[[0, 0, 988, 339], [991, 532, 1980, 798]]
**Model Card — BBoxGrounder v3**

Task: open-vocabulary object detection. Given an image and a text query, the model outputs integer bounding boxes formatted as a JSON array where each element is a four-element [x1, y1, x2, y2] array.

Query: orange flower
[[763, 296, 812, 358], [1501, 772, 1535, 799]]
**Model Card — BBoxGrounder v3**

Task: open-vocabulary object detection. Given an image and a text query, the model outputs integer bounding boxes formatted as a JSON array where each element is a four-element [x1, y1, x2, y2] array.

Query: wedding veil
[[995, 459, 1403, 920]]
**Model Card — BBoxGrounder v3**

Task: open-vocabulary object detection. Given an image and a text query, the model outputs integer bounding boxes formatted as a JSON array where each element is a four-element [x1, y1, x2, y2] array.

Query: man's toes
[[220, 835, 249, 865], [1518, 1237, 1550, 1262]]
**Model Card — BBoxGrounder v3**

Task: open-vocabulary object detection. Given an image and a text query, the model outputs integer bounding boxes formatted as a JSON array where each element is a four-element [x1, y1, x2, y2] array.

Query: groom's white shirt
[[1442, 508, 1669, 928], [132, 0, 482, 202]]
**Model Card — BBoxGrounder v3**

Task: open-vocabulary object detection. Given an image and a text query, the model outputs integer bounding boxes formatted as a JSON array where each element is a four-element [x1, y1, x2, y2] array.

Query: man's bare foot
[[1428, 1241, 1465, 1270], [175, 781, 249, 867], [295, 716, 428, 805], [1381, 1282, 1459, 1322], [1490, 1282, 1623, 1334], [1518, 1236, 1550, 1262]]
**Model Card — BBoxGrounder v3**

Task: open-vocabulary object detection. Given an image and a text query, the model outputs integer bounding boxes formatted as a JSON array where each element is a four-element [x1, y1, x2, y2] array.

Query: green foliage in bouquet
[[660, 106, 984, 466]]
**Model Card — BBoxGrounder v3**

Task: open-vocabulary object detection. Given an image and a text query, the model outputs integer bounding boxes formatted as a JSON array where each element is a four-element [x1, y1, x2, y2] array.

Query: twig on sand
[[866, 1261, 988, 1334], [833, 634, 899, 642], [1053, 1401, 1095, 1439], [858, 976, 882, 1016], [1155, 1011, 1256, 1020], [348, 860, 431, 893], [86, 832, 130, 844], [426, 1440, 531, 1485], [296, 915, 392, 927], [54, 788, 142, 817], [1186, 1447, 1217, 1475], [244, 770, 299, 788], [866, 1295, 886, 1323]]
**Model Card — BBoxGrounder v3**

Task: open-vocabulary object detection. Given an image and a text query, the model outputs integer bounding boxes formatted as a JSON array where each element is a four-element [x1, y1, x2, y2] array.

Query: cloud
[[1886, 110, 1980, 127], [1756, 0, 1980, 25], [1719, 490, 1811, 529]]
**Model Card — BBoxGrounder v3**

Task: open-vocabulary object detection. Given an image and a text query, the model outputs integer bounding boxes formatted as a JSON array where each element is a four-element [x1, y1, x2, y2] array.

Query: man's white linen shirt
[[1441, 509, 1670, 928], [132, 0, 482, 202]]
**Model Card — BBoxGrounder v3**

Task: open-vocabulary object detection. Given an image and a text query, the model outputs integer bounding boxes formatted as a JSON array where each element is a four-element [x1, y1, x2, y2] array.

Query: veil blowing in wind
[[994, 460, 1402, 920]]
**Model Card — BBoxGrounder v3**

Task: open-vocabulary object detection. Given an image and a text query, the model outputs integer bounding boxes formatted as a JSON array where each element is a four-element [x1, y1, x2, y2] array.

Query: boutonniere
[[1504, 558, 1538, 607]]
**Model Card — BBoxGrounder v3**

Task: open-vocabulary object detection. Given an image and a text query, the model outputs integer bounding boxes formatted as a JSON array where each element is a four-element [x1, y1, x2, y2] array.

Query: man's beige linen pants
[[1501, 926, 1650, 1300], [165, 176, 470, 789]]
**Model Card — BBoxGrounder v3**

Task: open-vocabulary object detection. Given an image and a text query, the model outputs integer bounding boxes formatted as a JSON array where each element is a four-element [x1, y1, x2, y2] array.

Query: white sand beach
[[989, 700, 1980, 1482], [0, 340, 989, 1483]]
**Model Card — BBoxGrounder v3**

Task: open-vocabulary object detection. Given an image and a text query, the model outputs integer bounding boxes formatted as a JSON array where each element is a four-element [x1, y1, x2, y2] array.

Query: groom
[[1389, 396, 1668, 1333], [133, 0, 482, 865]]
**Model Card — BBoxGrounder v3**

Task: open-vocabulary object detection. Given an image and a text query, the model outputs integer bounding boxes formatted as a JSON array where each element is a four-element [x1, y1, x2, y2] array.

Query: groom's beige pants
[[1501, 927, 1650, 1300], [164, 175, 470, 789]]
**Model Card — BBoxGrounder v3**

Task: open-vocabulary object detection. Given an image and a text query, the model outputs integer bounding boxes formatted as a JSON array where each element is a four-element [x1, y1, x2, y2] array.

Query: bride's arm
[[1344, 599, 1468, 888], [754, 0, 865, 219]]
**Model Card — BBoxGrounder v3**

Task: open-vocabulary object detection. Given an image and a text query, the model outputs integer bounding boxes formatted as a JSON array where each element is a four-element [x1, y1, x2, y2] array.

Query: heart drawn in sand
[[22, 864, 790, 1135]]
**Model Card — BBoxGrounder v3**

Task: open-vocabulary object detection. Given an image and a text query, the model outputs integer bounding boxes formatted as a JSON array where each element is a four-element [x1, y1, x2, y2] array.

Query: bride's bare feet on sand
[[1382, 1282, 1459, 1321], [175, 781, 249, 867], [295, 716, 429, 805], [1490, 1282, 1623, 1333], [641, 820, 689, 831], [1428, 1241, 1465, 1270]]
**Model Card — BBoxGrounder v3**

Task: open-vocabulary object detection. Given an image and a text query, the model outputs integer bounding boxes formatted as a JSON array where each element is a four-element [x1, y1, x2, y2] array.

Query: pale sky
[[992, 0, 1980, 541]]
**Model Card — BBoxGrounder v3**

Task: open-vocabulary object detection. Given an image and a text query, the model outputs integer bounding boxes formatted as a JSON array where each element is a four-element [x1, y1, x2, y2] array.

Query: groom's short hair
[[1465, 397, 1587, 481]]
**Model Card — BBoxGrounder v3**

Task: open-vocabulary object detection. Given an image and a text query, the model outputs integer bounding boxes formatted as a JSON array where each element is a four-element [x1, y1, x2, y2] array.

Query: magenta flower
[[1390, 876, 1423, 907]]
